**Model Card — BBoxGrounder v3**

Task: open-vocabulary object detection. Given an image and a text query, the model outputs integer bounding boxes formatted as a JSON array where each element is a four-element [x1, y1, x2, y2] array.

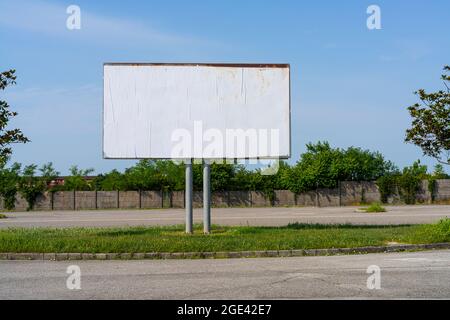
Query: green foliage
[[0, 70, 30, 166], [95, 170, 126, 191], [432, 164, 449, 179], [1, 142, 447, 209], [377, 161, 429, 204], [397, 161, 428, 204], [96, 160, 289, 195], [288, 142, 396, 193], [428, 176, 438, 202], [432, 218, 450, 238], [40, 162, 59, 186], [0, 162, 21, 210], [18, 165, 46, 211], [405, 65, 450, 165], [62, 165, 95, 191], [427, 164, 449, 201], [0, 214, 6, 219], [1, 220, 449, 253], [406, 218, 450, 244], [22, 163, 57, 210], [362, 202, 386, 213], [376, 174, 399, 203]]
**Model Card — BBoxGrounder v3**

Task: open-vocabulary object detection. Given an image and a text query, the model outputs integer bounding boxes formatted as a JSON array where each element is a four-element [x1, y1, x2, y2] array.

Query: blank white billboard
[[103, 63, 290, 159]]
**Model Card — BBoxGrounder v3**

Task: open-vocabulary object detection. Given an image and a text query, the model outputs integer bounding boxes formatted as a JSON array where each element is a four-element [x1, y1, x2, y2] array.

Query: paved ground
[[0, 250, 449, 299], [0, 205, 449, 229]]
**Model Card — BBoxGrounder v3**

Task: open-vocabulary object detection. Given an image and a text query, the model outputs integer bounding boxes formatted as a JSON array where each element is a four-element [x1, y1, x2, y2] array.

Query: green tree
[[0, 70, 30, 166], [428, 164, 449, 202], [432, 164, 449, 179], [397, 160, 428, 204], [288, 141, 396, 193], [0, 162, 21, 210], [210, 163, 235, 191], [377, 160, 430, 204], [18, 164, 46, 211], [40, 162, 59, 186], [98, 169, 127, 191], [124, 160, 184, 191], [405, 66, 450, 165], [64, 165, 95, 190]]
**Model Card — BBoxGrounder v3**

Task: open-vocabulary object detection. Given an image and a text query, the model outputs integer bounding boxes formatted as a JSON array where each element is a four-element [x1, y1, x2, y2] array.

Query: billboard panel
[[103, 63, 290, 159]]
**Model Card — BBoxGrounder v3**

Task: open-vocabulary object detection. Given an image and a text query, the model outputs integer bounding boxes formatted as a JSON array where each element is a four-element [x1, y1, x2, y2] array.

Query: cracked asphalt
[[1, 250, 449, 299]]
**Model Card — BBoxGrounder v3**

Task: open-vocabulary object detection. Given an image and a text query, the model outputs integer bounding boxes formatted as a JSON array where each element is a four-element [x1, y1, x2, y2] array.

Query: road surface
[[0, 250, 449, 299], [0, 205, 449, 229]]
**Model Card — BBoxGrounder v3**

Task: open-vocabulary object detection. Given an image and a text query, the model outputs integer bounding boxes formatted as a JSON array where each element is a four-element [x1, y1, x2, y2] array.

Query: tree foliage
[[18, 165, 46, 211], [62, 165, 95, 191], [406, 66, 450, 165], [287, 142, 396, 193], [377, 160, 432, 204], [0, 162, 21, 210], [0, 69, 30, 166], [0, 162, 58, 210], [1, 142, 448, 209]]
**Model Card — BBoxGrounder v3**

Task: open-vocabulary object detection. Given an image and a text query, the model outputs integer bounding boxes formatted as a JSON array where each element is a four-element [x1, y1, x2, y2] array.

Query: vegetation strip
[[1, 243, 450, 261], [0, 219, 448, 255], [1, 142, 449, 212]]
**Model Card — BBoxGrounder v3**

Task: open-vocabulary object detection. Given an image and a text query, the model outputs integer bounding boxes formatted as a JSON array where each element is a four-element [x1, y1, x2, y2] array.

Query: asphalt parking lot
[[0, 250, 449, 299], [0, 205, 449, 229]]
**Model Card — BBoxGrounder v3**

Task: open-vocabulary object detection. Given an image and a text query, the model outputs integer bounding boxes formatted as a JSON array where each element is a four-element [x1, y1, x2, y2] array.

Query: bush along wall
[[1, 142, 449, 210]]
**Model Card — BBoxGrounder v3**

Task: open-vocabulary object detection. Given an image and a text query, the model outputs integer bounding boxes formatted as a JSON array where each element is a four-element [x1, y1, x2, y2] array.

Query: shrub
[[63, 166, 95, 191], [363, 202, 386, 213], [18, 165, 46, 211], [397, 161, 427, 204], [432, 218, 450, 239], [415, 218, 450, 243], [0, 162, 21, 210], [376, 174, 399, 203], [428, 164, 449, 202], [288, 141, 396, 193], [377, 161, 431, 204]]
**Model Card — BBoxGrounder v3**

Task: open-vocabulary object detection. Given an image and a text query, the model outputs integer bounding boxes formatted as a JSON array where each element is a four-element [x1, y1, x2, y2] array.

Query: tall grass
[[0, 219, 448, 253]]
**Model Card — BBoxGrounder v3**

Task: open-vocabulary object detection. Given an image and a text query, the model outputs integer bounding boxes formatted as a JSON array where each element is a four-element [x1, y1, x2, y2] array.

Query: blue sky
[[0, 0, 449, 175]]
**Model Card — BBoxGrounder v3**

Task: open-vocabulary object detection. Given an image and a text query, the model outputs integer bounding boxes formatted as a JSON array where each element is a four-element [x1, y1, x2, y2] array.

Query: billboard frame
[[102, 62, 291, 161]]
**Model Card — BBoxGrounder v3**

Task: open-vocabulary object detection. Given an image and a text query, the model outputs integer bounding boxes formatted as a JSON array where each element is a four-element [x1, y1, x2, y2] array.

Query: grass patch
[[0, 214, 7, 219], [0, 219, 448, 254], [361, 202, 387, 213]]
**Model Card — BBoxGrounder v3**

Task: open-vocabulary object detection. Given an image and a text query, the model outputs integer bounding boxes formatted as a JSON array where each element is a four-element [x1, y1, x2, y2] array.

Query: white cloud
[[0, 0, 205, 47]]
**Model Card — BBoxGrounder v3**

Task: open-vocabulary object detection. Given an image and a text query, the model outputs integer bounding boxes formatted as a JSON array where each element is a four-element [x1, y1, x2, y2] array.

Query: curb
[[1, 243, 449, 261]]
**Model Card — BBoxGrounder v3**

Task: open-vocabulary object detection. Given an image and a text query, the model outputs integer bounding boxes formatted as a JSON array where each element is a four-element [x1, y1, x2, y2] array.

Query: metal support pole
[[185, 160, 193, 234], [203, 160, 211, 234]]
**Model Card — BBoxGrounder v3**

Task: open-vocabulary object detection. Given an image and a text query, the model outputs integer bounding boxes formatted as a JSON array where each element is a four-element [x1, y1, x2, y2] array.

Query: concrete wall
[[141, 191, 162, 209], [53, 191, 75, 210], [435, 180, 450, 203], [96, 191, 118, 209], [119, 191, 140, 209], [250, 191, 271, 207], [2, 180, 450, 211], [14, 194, 29, 211], [229, 191, 251, 207], [212, 191, 229, 208], [171, 191, 184, 208], [273, 190, 296, 207], [75, 191, 96, 210]]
